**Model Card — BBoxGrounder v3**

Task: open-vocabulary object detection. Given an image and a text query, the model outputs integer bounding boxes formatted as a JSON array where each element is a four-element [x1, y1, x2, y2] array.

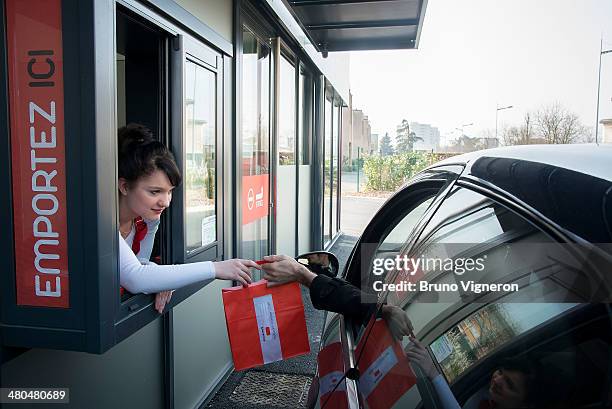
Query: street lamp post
[[454, 123, 473, 152], [460, 122, 474, 136], [495, 104, 513, 148], [595, 37, 612, 144]]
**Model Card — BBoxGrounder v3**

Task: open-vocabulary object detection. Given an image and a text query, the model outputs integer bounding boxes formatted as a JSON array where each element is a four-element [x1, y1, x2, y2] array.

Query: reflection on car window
[[354, 195, 436, 342], [377, 197, 434, 253], [431, 206, 503, 245], [431, 302, 577, 384]]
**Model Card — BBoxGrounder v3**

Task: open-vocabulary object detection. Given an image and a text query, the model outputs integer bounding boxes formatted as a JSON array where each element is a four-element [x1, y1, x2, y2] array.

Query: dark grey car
[[311, 144, 612, 409]]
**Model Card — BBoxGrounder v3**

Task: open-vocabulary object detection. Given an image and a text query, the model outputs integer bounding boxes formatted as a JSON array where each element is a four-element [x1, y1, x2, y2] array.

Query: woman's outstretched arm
[[119, 233, 216, 294]]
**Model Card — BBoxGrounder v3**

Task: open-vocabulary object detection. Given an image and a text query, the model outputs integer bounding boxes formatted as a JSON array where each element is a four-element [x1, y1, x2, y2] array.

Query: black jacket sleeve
[[309, 274, 378, 326]]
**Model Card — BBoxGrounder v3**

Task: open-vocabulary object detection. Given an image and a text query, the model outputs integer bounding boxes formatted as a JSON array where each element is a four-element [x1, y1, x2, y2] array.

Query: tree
[[501, 112, 535, 146], [580, 128, 596, 143], [379, 132, 394, 156], [452, 135, 481, 152], [395, 119, 422, 153], [535, 103, 589, 144]]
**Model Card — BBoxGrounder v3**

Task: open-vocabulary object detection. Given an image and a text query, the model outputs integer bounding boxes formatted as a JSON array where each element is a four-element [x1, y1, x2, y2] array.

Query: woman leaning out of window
[[117, 123, 259, 313]]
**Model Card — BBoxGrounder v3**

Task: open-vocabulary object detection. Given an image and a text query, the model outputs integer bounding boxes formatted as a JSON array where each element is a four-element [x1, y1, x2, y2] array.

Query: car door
[[351, 182, 612, 409], [313, 165, 464, 409]]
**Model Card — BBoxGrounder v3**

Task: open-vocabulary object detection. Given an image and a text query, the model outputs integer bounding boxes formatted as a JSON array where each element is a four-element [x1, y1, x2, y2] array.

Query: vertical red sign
[[6, 0, 70, 307], [242, 174, 269, 225]]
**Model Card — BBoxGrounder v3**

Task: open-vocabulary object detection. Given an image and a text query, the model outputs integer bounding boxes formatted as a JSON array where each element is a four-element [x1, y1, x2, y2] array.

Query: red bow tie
[[131, 217, 148, 255]]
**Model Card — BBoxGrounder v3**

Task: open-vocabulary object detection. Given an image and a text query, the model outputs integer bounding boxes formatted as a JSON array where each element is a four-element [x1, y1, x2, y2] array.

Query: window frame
[[342, 166, 464, 292], [177, 37, 223, 261], [322, 166, 462, 408], [117, 16, 227, 338], [411, 179, 596, 346]]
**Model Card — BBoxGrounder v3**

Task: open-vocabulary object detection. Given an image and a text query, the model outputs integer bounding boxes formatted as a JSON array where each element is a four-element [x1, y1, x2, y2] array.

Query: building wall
[[1, 320, 165, 409], [173, 282, 234, 409], [173, 0, 233, 43], [340, 108, 375, 161], [342, 106, 352, 164], [411, 122, 440, 152], [351, 110, 373, 156], [601, 120, 612, 143]]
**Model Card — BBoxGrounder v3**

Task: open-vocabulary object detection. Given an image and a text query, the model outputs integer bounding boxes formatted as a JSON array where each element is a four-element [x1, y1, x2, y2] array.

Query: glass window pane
[[432, 302, 577, 384], [323, 94, 333, 243], [299, 68, 311, 166], [184, 59, 216, 252], [333, 103, 340, 233], [278, 55, 295, 165], [276, 54, 297, 255], [241, 29, 271, 265]]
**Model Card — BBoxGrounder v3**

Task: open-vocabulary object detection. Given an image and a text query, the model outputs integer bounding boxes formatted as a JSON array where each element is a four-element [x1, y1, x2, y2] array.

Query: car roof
[[426, 144, 612, 243], [432, 144, 612, 182]]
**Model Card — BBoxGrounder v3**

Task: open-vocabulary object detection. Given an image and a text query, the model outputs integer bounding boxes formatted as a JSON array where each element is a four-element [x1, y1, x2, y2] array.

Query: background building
[[410, 122, 441, 152], [601, 118, 612, 143], [371, 133, 379, 153], [342, 106, 375, 167]]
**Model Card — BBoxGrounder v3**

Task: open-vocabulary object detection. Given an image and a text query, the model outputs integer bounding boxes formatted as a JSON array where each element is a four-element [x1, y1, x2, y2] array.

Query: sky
[[347, 0, 612, 144]]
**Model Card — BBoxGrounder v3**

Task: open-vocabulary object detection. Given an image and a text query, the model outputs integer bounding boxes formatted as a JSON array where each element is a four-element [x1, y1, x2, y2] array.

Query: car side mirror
[[295, 251, 339, 278]]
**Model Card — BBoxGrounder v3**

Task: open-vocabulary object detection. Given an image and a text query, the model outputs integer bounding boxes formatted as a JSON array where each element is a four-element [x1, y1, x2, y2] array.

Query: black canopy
[[284, 0, 427, 52]]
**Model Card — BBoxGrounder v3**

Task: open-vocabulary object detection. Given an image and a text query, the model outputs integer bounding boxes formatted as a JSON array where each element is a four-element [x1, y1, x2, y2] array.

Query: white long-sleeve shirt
[[431, 374, 491, 409], [431, 374, 462, 409], [119, 219, 215, 294]]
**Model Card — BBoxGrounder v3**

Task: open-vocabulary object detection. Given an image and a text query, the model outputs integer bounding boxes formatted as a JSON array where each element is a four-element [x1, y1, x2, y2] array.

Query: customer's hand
[[381, 305, 414, 340], [214, 259, 260, 286], [405, 337, 440, 380], [261, 255, 317, 287], [155, 290, 173, 314]]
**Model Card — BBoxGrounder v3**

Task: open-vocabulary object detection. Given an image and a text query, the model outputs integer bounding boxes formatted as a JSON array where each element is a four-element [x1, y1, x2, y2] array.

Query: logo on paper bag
[[253, 294, 282, 364], [359, 346, 399, 398]]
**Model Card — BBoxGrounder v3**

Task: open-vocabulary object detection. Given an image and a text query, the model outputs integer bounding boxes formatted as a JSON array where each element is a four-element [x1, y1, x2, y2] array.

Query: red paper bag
[[317, 342, 349, 409], [355, 319, 416, 409], [222, 280, 310, 371]]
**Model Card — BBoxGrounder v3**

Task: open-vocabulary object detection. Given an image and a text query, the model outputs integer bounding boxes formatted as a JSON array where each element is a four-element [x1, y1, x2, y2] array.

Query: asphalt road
[[340, 195, 387, 236]]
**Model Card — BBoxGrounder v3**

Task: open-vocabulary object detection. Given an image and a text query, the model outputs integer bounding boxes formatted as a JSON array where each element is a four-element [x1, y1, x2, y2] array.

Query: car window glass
[[354, 195, 436, 342], [354, 186, 611, 409], [431, 302, 577, 384], [377, 197, 434, 253]]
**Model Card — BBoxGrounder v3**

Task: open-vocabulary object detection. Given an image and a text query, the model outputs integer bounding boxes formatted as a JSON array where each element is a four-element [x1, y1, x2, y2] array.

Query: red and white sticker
[[6, 0, 70, 307], [242, 174, 269, 225], [358, 345, 399, 398], [253, 294, 282, 363], [319, 370, 346, 396]]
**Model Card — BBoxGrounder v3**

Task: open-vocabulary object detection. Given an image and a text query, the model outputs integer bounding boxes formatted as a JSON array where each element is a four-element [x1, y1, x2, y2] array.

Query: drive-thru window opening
[[116, 6, 168, 303]]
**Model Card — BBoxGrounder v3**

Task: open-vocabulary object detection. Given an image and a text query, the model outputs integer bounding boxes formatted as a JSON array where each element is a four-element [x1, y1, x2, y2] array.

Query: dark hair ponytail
[[118, 123, 182, 186]]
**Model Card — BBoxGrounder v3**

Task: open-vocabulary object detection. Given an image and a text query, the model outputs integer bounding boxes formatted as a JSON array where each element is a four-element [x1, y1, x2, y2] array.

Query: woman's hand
[[261, 255, 317, 287], [214, 259, 259, 286], [405, 337, 440, 380], [155, 290, 173, 314]]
